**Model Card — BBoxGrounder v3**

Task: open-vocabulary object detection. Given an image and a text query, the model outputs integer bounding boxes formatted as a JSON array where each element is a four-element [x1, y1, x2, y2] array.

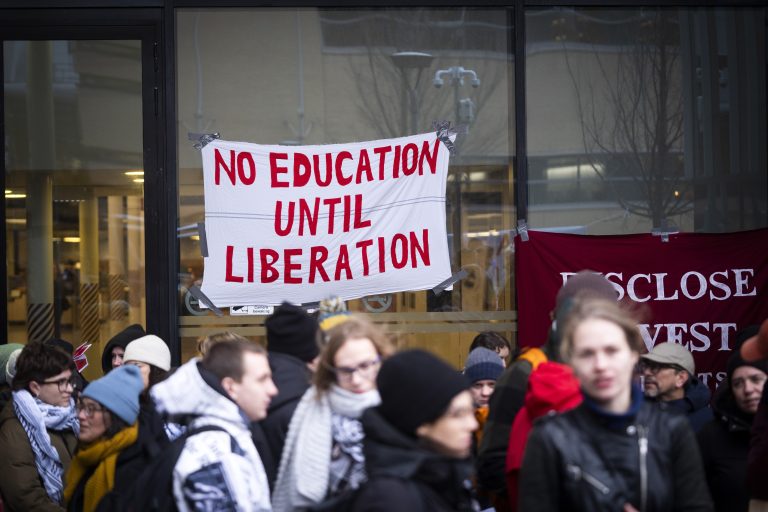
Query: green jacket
[[0, 399, 78, 512]]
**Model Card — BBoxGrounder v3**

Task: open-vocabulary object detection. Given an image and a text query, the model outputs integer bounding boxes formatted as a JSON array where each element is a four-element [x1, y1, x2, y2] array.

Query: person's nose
[[594, 352, 608, 371], [744, 380, 760, 397], [268, 378, 278, 398]]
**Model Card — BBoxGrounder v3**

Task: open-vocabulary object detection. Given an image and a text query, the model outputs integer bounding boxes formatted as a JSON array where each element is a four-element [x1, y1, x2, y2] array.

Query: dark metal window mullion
[[514, 0, 528, 223]]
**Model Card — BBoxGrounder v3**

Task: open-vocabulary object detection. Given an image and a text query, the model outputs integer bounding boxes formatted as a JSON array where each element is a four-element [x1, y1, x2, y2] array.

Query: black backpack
[[98, 424, 230, 512]]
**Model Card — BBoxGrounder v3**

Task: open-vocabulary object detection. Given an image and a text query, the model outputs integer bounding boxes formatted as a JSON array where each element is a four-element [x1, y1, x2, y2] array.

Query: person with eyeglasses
[[640, 341, 713, 432], [0, 342, 79, 512], [272, 314, 393, 511], [63, 365, 144, 512], [91, 335, 177, 509], [697, 327, 768, 512]]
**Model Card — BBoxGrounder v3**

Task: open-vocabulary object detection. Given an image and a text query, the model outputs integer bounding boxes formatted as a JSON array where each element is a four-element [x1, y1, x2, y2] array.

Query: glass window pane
[[527, 7, 768, 234], [4, 40, 146, 380], [176, 8, 515, 366]]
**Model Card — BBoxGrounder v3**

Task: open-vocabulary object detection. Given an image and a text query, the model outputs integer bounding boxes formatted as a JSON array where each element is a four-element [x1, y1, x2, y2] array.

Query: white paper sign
[[199, 132, 454, 307]]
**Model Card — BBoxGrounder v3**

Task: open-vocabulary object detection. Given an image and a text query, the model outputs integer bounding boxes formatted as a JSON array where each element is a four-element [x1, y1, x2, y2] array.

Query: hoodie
[[101, 324, 145, 373], [662, 376, 713, 432], [151, 359, 271, 512]]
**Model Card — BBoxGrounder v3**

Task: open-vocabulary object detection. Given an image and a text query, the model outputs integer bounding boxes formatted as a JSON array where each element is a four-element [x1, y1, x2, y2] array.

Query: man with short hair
[[151, 337, 278, 512], [641, 342, 713, 432]]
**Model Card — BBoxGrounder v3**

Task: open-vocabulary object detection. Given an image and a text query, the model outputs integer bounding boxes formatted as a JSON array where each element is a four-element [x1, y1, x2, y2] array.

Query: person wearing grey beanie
[[464, 347, 504, 408], [463, 347, 504, 510], [64, 365, 145, 511]]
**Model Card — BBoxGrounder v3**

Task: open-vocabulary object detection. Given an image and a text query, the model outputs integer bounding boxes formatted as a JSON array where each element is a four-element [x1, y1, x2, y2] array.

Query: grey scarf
[[272, 385, 380, 511]]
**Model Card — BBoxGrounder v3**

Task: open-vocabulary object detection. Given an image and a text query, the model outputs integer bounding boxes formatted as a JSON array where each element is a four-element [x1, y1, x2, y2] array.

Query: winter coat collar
[[360, 407, 474, 510], [666, 376, 711, 414], [711, 384, 753, 434]]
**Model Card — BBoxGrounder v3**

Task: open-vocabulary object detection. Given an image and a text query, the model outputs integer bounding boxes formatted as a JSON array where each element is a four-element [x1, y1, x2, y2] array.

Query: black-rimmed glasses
[[41, 375, 77, 392], [326, 357, 381, 383], [639, 361, 684, 374]]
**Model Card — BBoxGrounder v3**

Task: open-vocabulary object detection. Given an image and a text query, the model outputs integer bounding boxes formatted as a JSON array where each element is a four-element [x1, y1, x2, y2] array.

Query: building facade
[[1, 1, 766, 378]]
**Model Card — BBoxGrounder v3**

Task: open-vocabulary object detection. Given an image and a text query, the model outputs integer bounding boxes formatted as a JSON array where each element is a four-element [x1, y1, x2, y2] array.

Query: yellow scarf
[[63, 423, 138, 512]]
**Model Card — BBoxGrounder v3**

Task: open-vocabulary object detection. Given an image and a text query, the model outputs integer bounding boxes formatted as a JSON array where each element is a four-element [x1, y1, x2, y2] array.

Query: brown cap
[[740, 318, 768, 362]]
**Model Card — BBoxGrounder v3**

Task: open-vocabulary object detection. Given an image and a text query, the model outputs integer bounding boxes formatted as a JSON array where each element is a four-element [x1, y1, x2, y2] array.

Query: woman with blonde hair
[[519, 298, 713, 511], [272, 313, 392, 511]]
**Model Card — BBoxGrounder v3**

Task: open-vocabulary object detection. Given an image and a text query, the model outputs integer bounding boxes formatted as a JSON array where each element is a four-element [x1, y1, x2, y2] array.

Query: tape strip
[[433, 120, 457, 155], [432, 268, 469, 296], [517, 219, 529, 242], [188, 132, 220, 150], [188, 285, 223, 316], [197, 222, 209, 257]]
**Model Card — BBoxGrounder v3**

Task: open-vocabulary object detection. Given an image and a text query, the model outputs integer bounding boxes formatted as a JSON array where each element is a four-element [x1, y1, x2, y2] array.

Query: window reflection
[[527, 7, 767, 234], [176, 8, 515, 365], [4, 41, 146, 380]]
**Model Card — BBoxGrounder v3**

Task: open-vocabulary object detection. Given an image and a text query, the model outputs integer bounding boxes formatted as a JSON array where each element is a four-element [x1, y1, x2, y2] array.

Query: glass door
[[4, 38, 148, 380]]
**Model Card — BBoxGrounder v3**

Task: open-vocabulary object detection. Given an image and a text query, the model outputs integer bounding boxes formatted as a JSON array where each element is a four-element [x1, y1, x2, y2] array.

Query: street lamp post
[[433, 66, 480, 129], [432, 66, 481, 310], [391, 51, 434, 134]]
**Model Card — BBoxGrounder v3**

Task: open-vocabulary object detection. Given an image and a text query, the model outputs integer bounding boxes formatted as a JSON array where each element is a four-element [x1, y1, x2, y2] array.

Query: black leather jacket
[[520, 397, 713, 512]]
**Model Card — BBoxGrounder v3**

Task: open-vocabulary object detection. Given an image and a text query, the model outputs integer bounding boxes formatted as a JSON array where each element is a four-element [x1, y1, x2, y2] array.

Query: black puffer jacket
[[520, 394, 713, 512], [349, 408, 476, 512], [257, 352, 311, 488], [697, 385, 753, 512]]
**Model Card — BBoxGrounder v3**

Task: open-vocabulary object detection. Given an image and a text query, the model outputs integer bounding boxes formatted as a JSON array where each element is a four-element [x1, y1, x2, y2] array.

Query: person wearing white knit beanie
[[123, 335, 171, 391]]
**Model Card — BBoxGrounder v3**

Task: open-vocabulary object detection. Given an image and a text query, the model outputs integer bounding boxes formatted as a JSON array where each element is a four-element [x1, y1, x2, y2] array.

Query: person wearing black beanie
[[260, 302, 320, 490], [266, 302, 320, 363], [349, 350, 479, 511], [698, 329, 768, 512]]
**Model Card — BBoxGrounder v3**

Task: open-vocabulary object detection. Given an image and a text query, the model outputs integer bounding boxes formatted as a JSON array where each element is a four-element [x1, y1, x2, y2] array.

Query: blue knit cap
[[82, 365, 144, 424], [464, 347, 504, 383]]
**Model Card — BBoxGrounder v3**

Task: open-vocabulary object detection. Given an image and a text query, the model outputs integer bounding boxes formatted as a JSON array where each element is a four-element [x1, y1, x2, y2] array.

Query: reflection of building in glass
[[527, 8, 767, 234], [2, 5, 766, 370]]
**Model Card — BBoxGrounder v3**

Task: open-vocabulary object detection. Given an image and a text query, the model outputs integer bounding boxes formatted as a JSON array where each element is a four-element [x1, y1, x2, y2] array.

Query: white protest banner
[[199, 132, 454, 307]]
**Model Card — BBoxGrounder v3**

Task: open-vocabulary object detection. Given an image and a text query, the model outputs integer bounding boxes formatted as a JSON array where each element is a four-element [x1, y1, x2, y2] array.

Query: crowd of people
[[0, 270, 766, 511]]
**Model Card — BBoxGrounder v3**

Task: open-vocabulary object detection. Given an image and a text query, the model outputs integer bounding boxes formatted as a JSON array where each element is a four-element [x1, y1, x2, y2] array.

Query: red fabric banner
[[515, 228, 768, 390]]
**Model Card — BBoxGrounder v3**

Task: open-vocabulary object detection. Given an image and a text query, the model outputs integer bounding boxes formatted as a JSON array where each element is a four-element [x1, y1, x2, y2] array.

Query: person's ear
[[29, 381, 41, 397], [416, 423, 433, 439], [676, 371, 690, 388], [221, 376, 238, 399]]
